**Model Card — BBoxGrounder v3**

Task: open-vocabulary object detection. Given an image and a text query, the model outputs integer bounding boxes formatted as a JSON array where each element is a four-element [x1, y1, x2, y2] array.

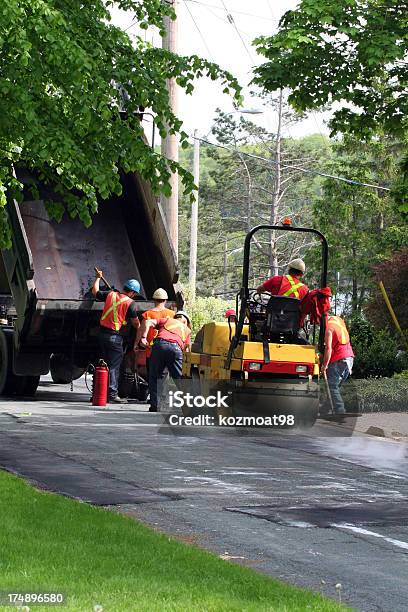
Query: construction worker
[[139, 311, 191, 412], [135, 288, 175, 359], [321, 315, 355, 415], [256, 258, 309, 300], [92, 269, 141, 403]]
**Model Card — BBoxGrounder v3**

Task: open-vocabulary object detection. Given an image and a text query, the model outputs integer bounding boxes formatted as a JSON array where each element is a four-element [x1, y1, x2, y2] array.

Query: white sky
[[110, 0, 331, 140]]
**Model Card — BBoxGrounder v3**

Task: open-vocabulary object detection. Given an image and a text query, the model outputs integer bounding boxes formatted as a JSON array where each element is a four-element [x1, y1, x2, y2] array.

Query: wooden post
[[161, 0, 179, 257], [189, 131, 200, 298]]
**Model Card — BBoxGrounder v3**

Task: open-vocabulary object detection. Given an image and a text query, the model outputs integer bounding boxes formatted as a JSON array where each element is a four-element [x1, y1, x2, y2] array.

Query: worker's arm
[[137, 318, 157, 349], [184, 334, 192, 351], [321, 329, 333, 372], [130, 317, 140, 330], [91, 268, 103, 297]]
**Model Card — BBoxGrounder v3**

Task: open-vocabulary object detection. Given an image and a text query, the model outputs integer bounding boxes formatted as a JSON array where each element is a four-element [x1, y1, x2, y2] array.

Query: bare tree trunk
[[268, 89, 283, 277]]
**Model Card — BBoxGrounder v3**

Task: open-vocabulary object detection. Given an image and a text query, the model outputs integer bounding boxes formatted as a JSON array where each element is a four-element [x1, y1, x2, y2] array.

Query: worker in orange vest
[[256, 258, 309, 300], [139, 311, 191, 412], [321, 314, 355, 415], [92, 269, 141, 404], [136, 288, 175, 360]]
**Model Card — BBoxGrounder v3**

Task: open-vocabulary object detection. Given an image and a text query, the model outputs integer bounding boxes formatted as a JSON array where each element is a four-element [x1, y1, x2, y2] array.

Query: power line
[[182, 0, 216, 60], [185, 0, 279, 21], [194, 136, 391, 192], [219, 0, 255, 63]]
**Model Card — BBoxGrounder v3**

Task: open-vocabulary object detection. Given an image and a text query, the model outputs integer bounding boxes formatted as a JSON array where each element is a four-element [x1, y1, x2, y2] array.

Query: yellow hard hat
[[152, 288, 168, 300], [288, 258, 306, 274]]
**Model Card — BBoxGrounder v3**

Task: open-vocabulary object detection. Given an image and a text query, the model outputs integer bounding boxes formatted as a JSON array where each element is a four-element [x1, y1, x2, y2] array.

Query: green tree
[[179, 106, 331, 297], [253, 0, 408, 211], [0, 0, 240, 247], [314, 137, 407, 313]]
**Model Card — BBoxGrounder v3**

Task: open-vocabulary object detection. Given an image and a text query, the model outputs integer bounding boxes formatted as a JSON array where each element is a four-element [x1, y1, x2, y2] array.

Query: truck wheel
[[0, 329, 23, 395], [22, 376, 40, 396], [50, 354, 85, 384]]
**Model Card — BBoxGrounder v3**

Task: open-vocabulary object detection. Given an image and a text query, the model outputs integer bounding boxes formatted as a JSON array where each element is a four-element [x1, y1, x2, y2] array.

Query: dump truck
[[0, 167, 180, 396]]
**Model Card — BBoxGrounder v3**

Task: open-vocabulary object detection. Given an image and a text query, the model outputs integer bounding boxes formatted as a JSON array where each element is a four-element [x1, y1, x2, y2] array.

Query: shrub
[[349, 314, 404, 378], [353, 378, 408, 412], [183, 289, 233, 337]]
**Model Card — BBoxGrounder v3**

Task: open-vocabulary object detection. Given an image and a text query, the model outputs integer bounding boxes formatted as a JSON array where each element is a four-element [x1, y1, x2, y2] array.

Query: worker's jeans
[[98, 330, 124, 399], [327, 358, 354, 414], [149, 339, 183, 410]]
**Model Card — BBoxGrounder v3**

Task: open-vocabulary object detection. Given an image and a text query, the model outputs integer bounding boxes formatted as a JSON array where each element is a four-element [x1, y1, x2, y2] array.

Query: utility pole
[[268, 89, 283, 277], [223, 238, 228, 296], [189, 131, 200, 298], [161, 0, 179, 257]]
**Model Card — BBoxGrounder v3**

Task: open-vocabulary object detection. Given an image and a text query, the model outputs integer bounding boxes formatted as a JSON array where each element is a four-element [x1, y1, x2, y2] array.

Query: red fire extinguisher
[[92, 360, 109, 407]]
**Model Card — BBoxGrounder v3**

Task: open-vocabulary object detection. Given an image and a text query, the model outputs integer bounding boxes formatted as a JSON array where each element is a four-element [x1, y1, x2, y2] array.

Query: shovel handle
[[323, 370, 335, 414], [94, 267, 112, 290]]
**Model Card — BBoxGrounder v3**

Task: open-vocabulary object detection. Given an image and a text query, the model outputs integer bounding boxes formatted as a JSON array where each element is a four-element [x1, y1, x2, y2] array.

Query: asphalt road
[[1, 377, 408, 611]]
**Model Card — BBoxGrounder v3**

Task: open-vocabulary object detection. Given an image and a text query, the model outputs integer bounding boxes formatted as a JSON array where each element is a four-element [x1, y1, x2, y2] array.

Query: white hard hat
[[152, 288, 168, 300], [288, 258, 306, 274], [175, 310, 190, 325]]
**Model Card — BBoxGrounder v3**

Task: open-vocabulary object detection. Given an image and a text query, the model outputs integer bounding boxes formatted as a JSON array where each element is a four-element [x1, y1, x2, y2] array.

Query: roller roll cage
[[225, 224, 329, 369]]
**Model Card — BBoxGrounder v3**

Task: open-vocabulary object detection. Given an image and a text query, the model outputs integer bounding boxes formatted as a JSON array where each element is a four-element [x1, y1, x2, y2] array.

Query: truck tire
[[0, 329, 37, 396], [50, 353, 85, 384], [21, 375, 40, 396]]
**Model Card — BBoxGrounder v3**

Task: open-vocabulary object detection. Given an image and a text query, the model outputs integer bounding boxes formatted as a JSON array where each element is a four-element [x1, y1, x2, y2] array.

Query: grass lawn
[[0, 470, 348, 611]]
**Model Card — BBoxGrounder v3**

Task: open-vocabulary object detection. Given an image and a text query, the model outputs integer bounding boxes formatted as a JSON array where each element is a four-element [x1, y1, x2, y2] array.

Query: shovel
[[94, 267, 112, 290]]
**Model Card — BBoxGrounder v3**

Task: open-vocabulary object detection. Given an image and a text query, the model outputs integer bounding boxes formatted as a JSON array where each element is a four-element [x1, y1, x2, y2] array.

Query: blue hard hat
[[124, 279, 141, 294]]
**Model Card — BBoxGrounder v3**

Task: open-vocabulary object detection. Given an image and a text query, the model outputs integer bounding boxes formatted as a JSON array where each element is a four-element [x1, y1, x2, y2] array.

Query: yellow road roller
[[182, 224, 329, 427]]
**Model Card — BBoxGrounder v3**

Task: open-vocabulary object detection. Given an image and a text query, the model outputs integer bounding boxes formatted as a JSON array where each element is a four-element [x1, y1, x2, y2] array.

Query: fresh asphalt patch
[[0, 433, 175, 505], [225, 501, 408, 529]]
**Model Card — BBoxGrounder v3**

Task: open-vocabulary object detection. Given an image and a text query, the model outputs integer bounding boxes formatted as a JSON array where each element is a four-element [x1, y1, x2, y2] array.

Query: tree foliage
[[253, 0, 408, 211], [0, 0, 240, 247], [179, 107, 331, 297], [253, 0, 407, 138], [314, 136, 407, 313], [348, 314, 406, 378]]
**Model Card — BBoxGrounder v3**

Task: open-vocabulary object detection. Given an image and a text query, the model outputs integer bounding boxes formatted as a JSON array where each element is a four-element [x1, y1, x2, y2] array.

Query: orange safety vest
[[327, 316, 354, 363], [279, 275, 306, 299], [328, 316, 350, 344], [143, 308, 175, 356], [163, 318, 189, 342], [157, 318, 190, 349], [100, 291, 133, 332]]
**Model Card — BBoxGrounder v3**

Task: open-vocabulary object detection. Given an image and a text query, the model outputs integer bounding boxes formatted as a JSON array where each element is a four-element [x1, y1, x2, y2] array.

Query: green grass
[[0, 470, 348, 612]]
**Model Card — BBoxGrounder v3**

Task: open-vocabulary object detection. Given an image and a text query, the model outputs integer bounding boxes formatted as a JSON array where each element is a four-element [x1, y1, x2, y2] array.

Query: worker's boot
[[109, 396, 128, 404], [149, 405, 158, 412]]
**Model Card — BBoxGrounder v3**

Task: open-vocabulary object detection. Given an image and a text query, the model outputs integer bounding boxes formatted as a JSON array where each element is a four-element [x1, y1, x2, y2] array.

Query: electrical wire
[[219, 0, 255, 63], [182, 0, 216, 60], [185, 0, 278, 21], [195, 136, 391, 192]]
